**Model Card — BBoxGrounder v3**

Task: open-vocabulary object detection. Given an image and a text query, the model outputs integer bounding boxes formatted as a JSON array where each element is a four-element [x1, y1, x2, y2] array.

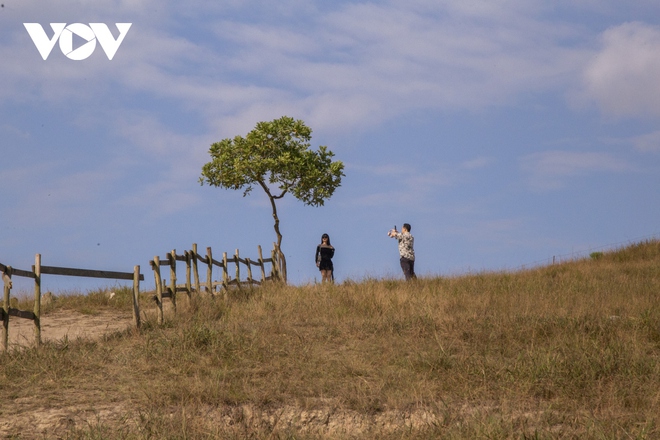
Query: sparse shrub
[[590, 251, 604, 260]]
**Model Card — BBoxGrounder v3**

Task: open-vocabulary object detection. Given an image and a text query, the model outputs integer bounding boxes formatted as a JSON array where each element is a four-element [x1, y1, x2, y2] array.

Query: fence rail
[[39, 266, 140, 281]]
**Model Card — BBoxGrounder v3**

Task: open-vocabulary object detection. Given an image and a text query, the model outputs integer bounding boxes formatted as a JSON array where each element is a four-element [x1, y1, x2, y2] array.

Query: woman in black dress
[[315, 233, 335, 283]]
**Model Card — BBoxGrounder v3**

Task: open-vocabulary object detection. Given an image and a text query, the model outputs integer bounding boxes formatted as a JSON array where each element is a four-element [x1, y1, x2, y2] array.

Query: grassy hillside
[[2, 240, 660, 439]]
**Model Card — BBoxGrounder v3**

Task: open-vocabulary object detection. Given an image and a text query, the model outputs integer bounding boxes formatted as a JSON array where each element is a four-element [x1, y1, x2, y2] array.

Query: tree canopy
[[199, 116, 345, 281]]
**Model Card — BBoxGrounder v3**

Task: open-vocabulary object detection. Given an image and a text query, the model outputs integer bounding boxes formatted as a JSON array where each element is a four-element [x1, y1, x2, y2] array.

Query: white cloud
[[405, 170, 456, 189], [461, 156, 493, 170], [520, 150, 634, 190], [180, 0, 589, 137], [116, 180, 203, 217], [349, 190, 410, 208], [631, 131, 660, 153], [0, 0, 593, 137], [582, 22, 660, 118], [4, 163, 120, 227], [115, 112, 207, 160], [343, 160, 460, 208], [347, 163, 416, 177]]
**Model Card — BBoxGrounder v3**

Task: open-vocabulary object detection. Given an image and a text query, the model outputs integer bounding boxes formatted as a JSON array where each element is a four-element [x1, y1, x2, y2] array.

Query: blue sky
[[1, 0, 659, 293]]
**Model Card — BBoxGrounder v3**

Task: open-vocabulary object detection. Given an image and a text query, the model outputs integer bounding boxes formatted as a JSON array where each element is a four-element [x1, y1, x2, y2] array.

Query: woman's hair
[[321, 233, 331, 245]]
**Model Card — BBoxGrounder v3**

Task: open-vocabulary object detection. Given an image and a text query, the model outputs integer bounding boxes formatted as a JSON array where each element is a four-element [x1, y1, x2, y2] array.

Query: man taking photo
[[388, 223, 416, 280]]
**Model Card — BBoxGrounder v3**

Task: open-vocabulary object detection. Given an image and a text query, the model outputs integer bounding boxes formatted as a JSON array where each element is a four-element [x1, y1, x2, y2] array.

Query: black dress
[[315, 244, 334, 271]]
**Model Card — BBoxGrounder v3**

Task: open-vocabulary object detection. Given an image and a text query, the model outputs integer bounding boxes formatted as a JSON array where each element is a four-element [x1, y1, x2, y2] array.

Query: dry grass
[[1, 240, 660, 439], [12, 285, 139, 316]]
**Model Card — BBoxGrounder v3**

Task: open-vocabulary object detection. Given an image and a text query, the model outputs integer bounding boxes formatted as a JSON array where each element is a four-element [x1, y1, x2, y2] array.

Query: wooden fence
[[149, 243, 281, 324], [1, 243, 279, 350], [1, 255, 143, 352]]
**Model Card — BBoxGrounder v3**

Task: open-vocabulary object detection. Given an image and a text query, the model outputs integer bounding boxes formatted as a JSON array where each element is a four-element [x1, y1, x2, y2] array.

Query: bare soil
[[6, 309, 133, 348]]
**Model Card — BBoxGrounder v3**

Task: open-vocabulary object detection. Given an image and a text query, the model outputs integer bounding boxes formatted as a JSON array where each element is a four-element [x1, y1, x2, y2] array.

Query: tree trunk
[[271, 206, 288, 283], [261, 181, 288, 283]]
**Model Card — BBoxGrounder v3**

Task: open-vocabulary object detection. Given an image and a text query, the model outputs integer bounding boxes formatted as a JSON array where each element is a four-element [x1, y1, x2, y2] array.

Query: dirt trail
[[6, 309, 133, 348]]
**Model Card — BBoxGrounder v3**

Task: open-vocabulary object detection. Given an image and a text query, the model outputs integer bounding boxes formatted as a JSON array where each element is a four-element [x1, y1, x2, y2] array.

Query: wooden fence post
[[273, 242, 285, 283], [206, 247, 213, 296], [222, 252, 229, 289], [2, 267, 11, 352], [132, 265, 141, 330], [153, 256, 164, 325], [246, 257, 253, 288], [192, 243, 201, 295], [271, 244, 280, 281], [270, 248, 276, 281], [34, 254, 42, 347], [258, 245, 266, 283], [185, 251, 192, 301], [169, 250, 177, 314], [235, 249, 241, 289]]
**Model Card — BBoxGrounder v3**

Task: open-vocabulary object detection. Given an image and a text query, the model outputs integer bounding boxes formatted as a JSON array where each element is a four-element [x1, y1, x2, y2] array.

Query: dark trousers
[[400, 257, 416, 281]]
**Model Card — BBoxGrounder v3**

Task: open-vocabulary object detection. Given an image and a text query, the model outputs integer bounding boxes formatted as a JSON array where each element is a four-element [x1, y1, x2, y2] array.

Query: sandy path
[[5, 309, 134, 349]]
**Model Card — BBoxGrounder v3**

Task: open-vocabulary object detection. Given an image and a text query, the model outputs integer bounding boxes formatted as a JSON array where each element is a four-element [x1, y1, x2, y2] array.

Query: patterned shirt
[[394, 231, 415, 260]]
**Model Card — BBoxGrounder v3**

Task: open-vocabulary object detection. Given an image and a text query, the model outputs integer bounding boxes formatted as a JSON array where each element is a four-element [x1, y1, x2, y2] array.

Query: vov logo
[[24, 23, 132, 60]]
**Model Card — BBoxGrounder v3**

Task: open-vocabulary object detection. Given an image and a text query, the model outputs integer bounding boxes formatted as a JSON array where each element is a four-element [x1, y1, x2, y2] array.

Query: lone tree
[[200, 116, 345, 282]]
